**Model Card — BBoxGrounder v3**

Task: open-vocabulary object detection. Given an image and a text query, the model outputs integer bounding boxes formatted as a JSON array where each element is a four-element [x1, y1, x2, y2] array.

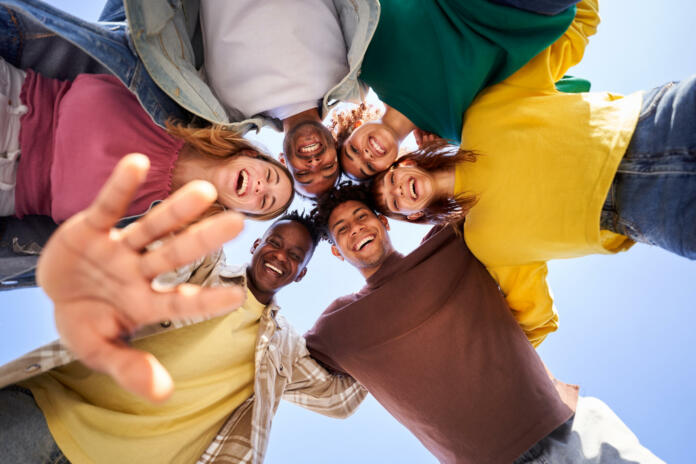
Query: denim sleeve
[[488, 0, 579, 15], [99, 0, 126, 22]]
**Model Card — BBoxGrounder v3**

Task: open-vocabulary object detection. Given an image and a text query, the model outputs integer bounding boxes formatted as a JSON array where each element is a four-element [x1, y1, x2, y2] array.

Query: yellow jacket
[[457, 0, 640, 347]]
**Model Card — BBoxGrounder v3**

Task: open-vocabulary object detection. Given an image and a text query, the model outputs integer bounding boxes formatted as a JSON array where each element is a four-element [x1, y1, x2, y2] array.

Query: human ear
[[331, 245, 344, 261], [250, 238, 262, 254], [279, 154, 287, 166], [406, 211, 425, 221], [378, 214, 390, 231], [295, 267, 308, 282]]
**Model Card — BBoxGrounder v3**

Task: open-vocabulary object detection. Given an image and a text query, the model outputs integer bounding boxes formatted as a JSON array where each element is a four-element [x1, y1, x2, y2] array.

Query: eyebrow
[[274, 168, 280, 185], [331, 218, 346, 234], [268, 196, 277, 211]]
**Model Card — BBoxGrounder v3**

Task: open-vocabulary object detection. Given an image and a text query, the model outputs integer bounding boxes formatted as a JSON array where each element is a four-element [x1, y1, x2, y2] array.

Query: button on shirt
[[200, 0, 349, 120]]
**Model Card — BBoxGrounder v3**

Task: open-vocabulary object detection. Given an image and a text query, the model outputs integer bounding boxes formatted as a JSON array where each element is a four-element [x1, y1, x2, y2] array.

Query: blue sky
[[1, 1, 694, 463]]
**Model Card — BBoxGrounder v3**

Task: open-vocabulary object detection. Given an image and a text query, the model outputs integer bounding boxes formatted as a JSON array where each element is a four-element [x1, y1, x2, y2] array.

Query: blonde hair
[[167, 122, 294, 220]]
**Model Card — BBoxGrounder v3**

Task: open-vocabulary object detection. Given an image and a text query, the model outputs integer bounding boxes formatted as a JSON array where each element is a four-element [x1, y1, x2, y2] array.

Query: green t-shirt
[[360, 0, 576, 142]]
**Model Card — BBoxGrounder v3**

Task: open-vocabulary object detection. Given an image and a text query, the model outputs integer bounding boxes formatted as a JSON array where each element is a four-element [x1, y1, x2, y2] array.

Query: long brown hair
[[167, 122, 294, 221], [371, 139, 477, 226]]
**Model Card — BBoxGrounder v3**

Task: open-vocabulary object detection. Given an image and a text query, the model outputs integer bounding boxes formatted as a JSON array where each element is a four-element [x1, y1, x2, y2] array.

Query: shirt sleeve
[[502, 0, 599, 91], [282, 346, 367, 419], [486, 262, 559, 347]]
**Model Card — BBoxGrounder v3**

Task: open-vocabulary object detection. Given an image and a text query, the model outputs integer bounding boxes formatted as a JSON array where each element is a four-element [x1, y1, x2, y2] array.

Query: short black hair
[[311, 181, 377, 243], [271, 210, 320, 249]]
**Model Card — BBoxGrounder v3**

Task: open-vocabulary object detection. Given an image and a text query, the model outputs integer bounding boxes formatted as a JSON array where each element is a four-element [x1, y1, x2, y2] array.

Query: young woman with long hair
[[370, 0, 695, 348], [0, 58, 294, 224]]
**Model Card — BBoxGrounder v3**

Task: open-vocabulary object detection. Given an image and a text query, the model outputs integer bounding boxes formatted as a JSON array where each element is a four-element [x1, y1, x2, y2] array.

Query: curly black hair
[[272, 210, 321, 249], [311, 181, 377, 243]]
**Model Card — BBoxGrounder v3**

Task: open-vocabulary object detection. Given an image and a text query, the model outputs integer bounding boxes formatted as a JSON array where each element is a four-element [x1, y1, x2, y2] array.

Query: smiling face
[[212, 153, 293, 216], [282, 121, 340, 197], [340, 122, 399, 180], [328, 200, 393, 277], [376, 163, 436, 218], [248, 220, 314, 301]]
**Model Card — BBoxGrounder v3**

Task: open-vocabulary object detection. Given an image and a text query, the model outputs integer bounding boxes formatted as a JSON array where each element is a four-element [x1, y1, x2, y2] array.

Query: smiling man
[[306, 182, 663, 464], [0, 201, 365, 464], [280, 114, 340, 197]]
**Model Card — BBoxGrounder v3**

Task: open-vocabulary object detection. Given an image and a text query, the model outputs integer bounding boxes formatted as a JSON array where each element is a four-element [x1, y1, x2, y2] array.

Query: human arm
[[283, 345, 367, 419], [486, 262, 559, 347], [413, 128, 448, 148], [504, 0, 600, 90], [36, 153, 246, 402]]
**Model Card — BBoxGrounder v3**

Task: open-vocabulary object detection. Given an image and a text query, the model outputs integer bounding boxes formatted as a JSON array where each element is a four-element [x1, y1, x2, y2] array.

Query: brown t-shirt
[[305, 227, 577, 463]]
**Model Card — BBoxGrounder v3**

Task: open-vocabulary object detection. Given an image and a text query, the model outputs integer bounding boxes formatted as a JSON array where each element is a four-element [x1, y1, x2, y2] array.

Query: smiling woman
[[168, 125, 294, 220], [2, 61, 294, 224]]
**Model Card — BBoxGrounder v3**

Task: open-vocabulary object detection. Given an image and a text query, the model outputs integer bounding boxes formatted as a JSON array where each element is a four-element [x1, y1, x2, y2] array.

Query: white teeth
[[236, 170, 248, 195], [300, 143, 320, 153], [409, 178, 416, 199], [265, 263, 283, 275], [355, 236, 374, 251], [369, 137, 385, 155]]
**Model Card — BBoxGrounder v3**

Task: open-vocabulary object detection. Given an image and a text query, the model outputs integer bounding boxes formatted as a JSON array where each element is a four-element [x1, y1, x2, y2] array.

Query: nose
[[390, 182, 403, 198], [349, 222, 365, 237], [305, 157, 321, 170], [272, 248, 288, 263], [254, 177, 266, 194]]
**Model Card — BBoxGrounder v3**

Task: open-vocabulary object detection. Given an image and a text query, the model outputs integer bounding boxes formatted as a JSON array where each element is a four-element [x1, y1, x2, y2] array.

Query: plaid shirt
[[0, 250, 366, 463]]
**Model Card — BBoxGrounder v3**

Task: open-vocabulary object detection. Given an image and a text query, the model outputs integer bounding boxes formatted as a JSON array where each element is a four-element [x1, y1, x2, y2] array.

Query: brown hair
[[371, 139, 477, 227], [167, 122, 294, 221], [327, 102, 383, 154]]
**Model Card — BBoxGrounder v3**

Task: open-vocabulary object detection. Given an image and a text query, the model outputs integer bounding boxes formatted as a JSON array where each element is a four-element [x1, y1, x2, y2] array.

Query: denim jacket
[[0, 0, 379, 290]]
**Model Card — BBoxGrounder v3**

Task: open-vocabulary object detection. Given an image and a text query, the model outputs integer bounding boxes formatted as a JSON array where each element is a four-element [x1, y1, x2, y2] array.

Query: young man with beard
[[307, 182, 663, 464], [0, 156, 365, 464]]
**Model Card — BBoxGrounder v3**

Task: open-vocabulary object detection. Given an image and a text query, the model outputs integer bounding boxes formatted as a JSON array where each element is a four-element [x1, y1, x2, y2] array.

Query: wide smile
[[263, 260, 285, 277], [297, 136, 324, 158], [409, 177, 417, 199], [353, 234, 375, 252], [368, 136, 386, 157], [236, 169, 249, 197]]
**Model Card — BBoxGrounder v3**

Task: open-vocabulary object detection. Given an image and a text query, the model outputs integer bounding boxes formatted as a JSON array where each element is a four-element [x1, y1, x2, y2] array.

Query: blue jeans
[[0, 385, 69, 463], [600, 76, 696, 259]]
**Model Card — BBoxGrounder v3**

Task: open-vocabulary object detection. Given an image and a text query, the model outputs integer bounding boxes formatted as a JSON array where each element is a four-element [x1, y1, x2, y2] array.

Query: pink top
[[16, 71, 184, 223]]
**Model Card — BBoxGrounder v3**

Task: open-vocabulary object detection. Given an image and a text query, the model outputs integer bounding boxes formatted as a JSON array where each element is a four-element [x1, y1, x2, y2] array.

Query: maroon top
[[305, 227, 577, 463], [16, 71, 183, 223]]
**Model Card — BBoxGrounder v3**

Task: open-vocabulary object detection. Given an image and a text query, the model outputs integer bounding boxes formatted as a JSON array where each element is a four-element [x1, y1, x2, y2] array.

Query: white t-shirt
[[200, 0, 349, 121]]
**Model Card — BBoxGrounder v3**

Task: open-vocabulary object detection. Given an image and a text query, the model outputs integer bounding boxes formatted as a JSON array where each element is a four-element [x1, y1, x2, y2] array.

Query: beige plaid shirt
[[0, 250, 366, 463]]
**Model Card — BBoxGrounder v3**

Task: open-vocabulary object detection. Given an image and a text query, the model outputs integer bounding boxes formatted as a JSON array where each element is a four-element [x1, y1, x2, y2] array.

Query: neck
[[382, 104, 417, 144], [432, 167, 456, 199], [171, 143, 219, 190], [246, 268, 275, 305], [359, 249, 396, 280], [282, 107, 322, 132]]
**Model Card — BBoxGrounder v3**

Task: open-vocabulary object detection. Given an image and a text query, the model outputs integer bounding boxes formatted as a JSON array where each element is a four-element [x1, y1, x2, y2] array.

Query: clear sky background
[[0, 1, 694, 463]]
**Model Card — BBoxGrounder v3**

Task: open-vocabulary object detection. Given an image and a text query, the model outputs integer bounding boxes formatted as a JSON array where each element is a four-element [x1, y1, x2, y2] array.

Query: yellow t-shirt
[[457, 0, 638, 347], [23, 288, 264, 464]]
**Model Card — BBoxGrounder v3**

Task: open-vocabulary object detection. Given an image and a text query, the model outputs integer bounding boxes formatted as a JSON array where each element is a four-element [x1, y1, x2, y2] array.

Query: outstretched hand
[[37, 154, 246, 402]]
